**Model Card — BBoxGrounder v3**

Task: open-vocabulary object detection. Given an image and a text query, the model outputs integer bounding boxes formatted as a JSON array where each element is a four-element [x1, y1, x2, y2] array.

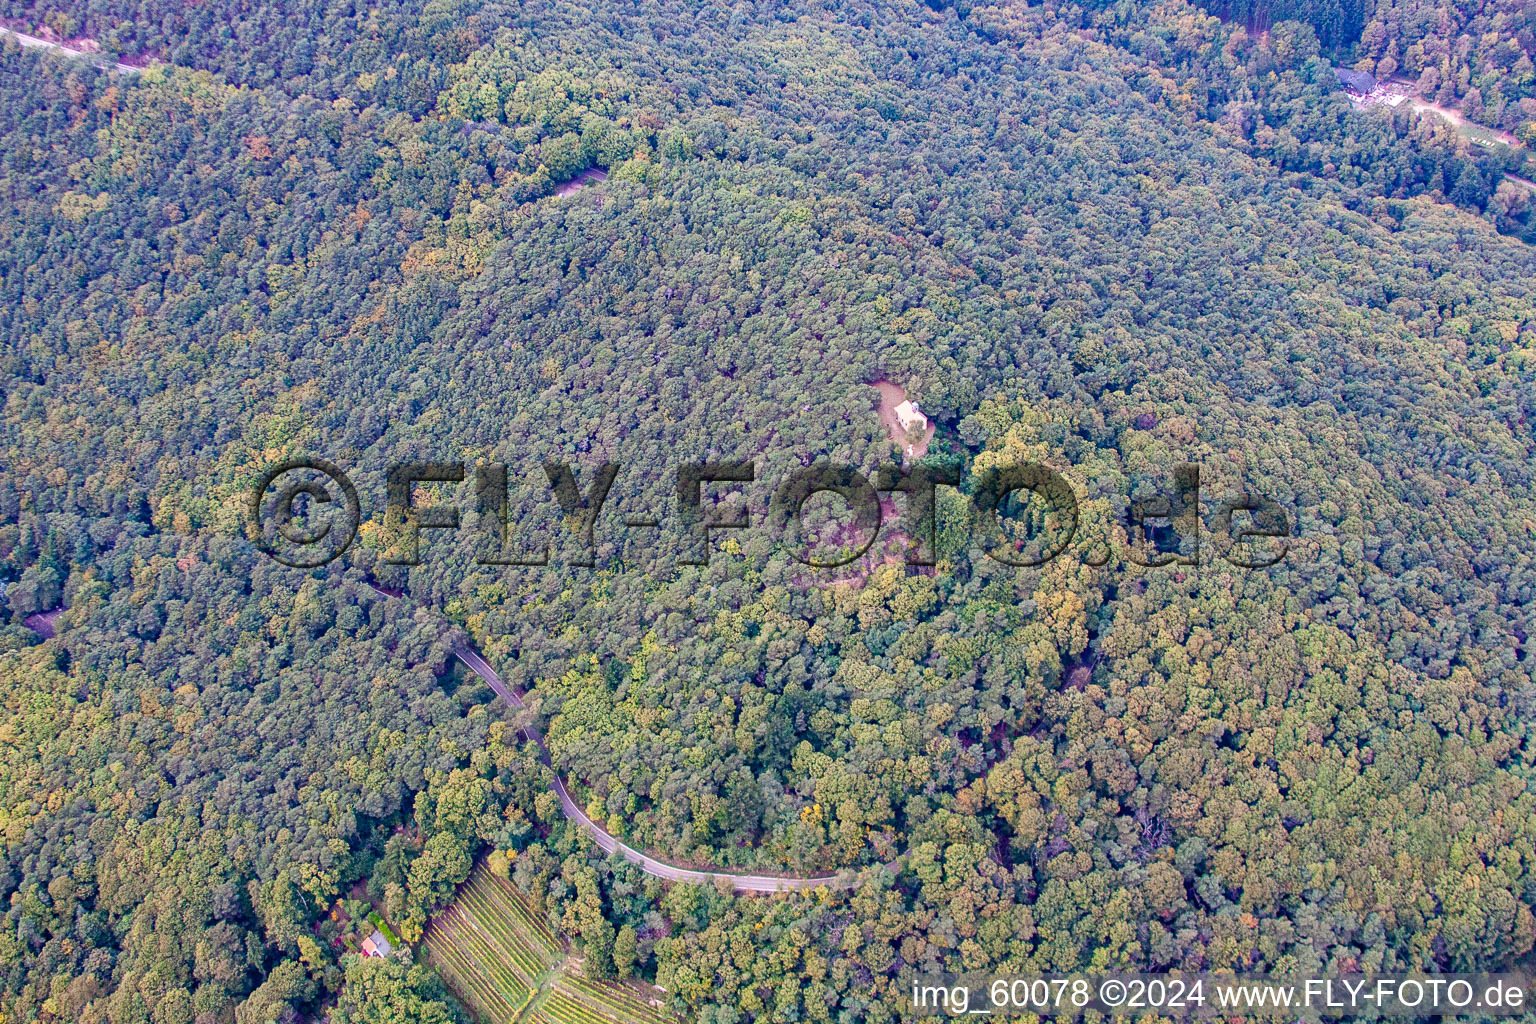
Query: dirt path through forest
[[1387, 83, 1522, 147]]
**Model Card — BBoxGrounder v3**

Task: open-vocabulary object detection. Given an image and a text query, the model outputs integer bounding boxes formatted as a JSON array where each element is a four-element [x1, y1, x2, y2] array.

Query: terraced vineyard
[[424, 860, 674, 1024], [422, 865, 562, 1023]]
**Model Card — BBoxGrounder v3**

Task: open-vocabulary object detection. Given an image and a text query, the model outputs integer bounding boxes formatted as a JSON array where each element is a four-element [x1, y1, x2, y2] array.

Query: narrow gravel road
[[451, 646, 847, 893]]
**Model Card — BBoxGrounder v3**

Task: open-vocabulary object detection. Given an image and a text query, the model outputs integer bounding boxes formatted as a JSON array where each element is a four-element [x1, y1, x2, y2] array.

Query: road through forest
[[450, 645, 849, 893]]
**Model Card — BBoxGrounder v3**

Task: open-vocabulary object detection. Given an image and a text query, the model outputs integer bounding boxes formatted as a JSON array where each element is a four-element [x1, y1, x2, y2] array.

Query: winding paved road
[[450, 646, 848, 893]]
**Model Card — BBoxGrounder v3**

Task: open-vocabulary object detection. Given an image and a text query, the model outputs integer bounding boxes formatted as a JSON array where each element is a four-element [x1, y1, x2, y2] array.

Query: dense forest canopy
[[3, 0, 1536, 1021]]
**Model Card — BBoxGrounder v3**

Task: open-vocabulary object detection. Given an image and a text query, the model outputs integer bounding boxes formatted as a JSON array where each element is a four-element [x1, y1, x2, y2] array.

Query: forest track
[[1, 26, 141, 73], [449, 645, 851, 893]]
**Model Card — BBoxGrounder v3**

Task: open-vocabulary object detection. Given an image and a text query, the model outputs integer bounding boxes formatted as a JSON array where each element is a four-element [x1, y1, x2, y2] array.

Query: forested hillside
[[3, 0, 1536, 1021]]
